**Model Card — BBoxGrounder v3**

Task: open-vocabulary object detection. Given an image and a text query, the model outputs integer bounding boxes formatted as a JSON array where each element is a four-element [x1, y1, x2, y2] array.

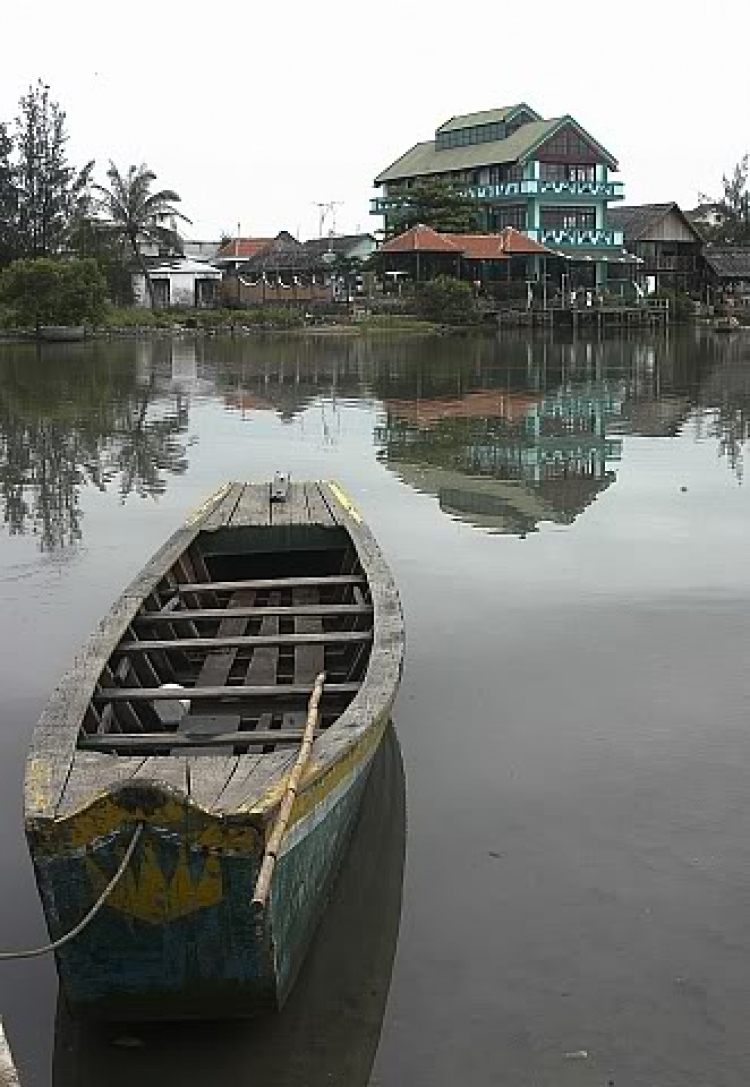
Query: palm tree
[[92, 163, 191, 308]]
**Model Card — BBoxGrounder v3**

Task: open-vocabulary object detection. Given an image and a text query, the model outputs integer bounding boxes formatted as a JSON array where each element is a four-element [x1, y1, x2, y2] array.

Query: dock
[[493, 302, 670, 332], [0, 1021, 20, 1087]]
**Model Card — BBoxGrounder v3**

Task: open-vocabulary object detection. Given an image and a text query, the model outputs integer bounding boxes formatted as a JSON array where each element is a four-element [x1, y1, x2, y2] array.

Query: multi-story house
[[372, 103, 627, 289]]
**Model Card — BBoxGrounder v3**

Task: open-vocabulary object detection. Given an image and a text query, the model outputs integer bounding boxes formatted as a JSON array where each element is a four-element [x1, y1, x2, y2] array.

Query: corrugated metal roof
[[703, 248, 750, 279], [436, 103, 539, 133]]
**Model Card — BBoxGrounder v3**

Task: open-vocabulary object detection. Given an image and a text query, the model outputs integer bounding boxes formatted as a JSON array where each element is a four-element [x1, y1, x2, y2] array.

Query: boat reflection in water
[[52, 724, 406, 1087]]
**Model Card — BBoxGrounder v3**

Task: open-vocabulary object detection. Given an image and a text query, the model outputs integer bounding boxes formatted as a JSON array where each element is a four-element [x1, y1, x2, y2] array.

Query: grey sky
[[2, 0, 746, 241]]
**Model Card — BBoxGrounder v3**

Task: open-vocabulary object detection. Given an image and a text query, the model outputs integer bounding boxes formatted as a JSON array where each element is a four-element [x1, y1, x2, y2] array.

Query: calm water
[[1, 330, 750, 1086]]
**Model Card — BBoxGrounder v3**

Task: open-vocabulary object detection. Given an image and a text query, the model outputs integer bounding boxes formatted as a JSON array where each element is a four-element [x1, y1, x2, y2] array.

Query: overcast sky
[[1, 0, 747, 242]]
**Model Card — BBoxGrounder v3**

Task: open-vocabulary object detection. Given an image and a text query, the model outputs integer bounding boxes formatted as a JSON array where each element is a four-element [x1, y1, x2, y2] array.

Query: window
[[540, 163, 595, 183], [488, 205, 527, 230], [538, 127, 599, 163], [540, 207, 596, 231], [435, 121, 507, 150]]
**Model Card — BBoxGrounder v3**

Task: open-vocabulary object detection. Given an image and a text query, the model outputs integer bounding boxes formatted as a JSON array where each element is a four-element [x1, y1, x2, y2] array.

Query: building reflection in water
[[373, 331, 750, 535], [1, 330, 749, 552]]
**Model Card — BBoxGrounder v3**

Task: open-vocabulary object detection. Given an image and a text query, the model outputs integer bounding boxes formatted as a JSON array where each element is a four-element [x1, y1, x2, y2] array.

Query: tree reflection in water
[[0, 340, 190, 551]]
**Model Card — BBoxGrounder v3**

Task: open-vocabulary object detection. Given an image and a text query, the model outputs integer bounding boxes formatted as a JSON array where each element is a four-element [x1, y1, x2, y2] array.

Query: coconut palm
[[92, 162, 191, 307]]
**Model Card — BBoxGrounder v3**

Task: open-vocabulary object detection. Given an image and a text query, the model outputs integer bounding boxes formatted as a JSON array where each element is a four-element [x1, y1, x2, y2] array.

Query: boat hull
[[30, 717, 387, 1021]]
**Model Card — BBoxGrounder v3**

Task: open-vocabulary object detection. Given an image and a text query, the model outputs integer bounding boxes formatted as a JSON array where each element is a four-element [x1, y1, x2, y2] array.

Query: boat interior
[[79, 524, 373, 756]]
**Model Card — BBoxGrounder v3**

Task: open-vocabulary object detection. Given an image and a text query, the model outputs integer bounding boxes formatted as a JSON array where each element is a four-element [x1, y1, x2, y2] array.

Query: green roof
[[374, 115, 619, 185], [436, 103, 540, 133]]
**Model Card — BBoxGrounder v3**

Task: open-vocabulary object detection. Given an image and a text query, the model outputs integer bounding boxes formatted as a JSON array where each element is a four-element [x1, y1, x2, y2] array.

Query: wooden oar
[[251, 672, 325, 917]]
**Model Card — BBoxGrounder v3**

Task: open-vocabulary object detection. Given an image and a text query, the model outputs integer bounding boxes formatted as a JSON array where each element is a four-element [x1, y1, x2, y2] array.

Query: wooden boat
[[52, 725, 406, 1085], [24, 479, 404, 1020]]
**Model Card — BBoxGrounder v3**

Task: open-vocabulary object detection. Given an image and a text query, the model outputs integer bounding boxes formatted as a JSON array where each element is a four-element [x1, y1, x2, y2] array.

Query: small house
[[133, 258, 222, 309]]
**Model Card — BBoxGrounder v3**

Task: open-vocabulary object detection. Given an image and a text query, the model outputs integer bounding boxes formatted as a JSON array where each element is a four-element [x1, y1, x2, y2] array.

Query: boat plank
[[80, 729, 321, 752], [212, 746, 296, 815], [56, 752, 149, 818], [95, 682, 359, 703], [133, 754, 190, 794], [201, 482, 244, 530], [315, 481, 341, 525], [304, 482, 337, 527], [270, 482, 309, 527], [230, 483, 271, 527], [133, 603, 373, 624], [184, 589, 254, 799], [117, 631, 372, 652], [175, 575, 365, 595]]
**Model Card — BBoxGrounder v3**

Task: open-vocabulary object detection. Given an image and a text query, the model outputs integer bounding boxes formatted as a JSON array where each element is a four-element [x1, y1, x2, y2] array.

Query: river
[[1, 329, 749, 1086]]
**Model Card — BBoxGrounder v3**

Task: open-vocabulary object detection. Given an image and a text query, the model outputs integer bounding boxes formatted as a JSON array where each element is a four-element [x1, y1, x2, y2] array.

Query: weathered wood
[[80, 728, 322, 752], [95, 682, 359, 703], [134, 603, 373, 624], [25, 481, 232, 822], [252, 673, 326, 913], [184, 589, 254, 777], [133, 753, 189, 793], [57, 752, 149, 818], [116, 631, 373, 653], [211, 744, 295, 815], [175, 575, 366, 595], [201, 482, 244, 530], [271, 481, 308, 526], [303, 481, 337, 527], [230, 482, 271, 527], [178, 714, 242, 757]]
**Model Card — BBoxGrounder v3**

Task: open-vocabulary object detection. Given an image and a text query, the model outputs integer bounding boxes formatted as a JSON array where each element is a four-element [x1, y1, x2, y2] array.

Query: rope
[[0, 823, 144, 961]]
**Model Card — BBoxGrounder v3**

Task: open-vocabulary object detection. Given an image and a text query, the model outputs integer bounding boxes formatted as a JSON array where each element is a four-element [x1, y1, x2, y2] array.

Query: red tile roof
[[380, 224, 463, 254], [215, 237, 275, 260], [449, 234, 509, 261], [497, 227, 551, 255], [381, 225, 553, 259]]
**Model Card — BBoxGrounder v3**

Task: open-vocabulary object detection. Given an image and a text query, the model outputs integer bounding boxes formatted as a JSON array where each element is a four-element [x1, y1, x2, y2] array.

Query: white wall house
[[133, 259, 223, 309]]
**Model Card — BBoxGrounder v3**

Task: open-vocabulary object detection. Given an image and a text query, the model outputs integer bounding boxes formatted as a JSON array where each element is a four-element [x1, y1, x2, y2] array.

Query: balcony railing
[[527, 227, 624, 248], [370, 179, 624, 214]]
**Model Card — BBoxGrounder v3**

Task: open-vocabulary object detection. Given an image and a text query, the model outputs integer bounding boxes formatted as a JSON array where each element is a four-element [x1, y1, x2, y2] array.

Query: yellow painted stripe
[[326, 481, 362, 524]]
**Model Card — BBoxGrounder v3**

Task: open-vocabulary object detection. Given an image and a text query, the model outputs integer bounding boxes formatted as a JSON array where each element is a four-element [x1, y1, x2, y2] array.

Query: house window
[[540, 163, 595, 183], [489, 205, 527, 230], [540, 207, 596, 231], [435, 121, 507, 150]]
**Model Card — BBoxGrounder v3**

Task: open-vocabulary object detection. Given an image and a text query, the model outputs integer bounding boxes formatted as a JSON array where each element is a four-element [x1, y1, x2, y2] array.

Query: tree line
[[0, 80, 189, 321]]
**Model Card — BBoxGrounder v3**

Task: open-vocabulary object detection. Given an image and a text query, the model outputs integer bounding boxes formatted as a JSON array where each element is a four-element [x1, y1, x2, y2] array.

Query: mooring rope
[[0, 822, 144, 961]]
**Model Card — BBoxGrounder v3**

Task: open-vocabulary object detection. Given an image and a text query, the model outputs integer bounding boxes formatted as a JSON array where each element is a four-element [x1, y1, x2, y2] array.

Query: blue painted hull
[[31, 746, 377, 1020]]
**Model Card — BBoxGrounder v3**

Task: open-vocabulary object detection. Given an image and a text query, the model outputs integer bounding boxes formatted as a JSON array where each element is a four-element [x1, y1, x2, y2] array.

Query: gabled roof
[[703, 248, 750, 280], [215, 231, 299, 261], [380, 224, 463, 254], [436, 103, 540, 133], [606, 203, 704, 243], [497, 226, 552, 255], [381, 226, 552, 260], [374, 114, 617, 185]]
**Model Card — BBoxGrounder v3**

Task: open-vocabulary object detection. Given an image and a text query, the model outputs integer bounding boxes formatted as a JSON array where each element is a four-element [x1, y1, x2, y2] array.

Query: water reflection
[[1, 331, 750, 550], [52, 725, 406, 1087], [373, 332, 750, 533], [0, 341, 191, 550]]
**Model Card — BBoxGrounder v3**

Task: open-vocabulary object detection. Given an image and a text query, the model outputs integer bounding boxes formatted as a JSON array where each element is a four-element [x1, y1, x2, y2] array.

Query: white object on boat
[[153, 683, 191, 726]]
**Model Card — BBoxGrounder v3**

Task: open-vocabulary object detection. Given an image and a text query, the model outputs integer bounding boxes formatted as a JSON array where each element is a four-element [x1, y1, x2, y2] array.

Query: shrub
[[0, 257, 107, 329], [416, 276, 477, 325]]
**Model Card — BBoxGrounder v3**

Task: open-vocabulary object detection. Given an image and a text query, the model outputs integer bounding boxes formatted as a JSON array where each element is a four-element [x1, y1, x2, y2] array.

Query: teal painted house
[[372, 104, 630, 290]]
